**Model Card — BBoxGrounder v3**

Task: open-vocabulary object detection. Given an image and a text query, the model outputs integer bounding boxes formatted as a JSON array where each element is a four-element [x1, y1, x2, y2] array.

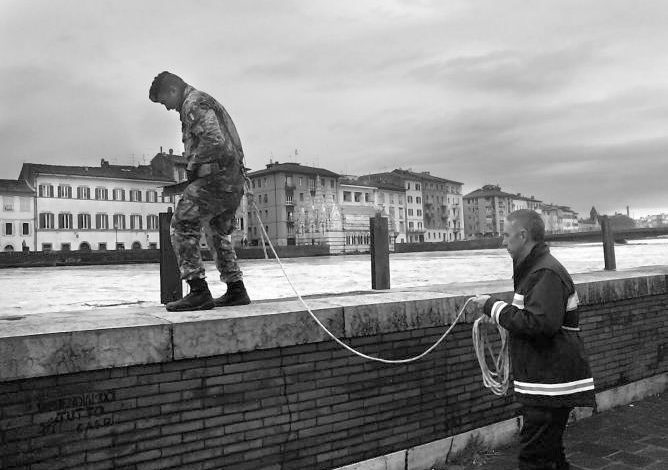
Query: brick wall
[[1, 291, 666, 469]]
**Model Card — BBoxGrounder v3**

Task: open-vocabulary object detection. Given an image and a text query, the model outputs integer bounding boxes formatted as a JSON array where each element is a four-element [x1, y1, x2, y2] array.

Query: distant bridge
[[545, 226, 668, 243]]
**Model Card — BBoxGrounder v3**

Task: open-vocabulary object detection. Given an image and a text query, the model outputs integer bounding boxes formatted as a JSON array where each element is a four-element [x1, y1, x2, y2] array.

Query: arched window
[[79, 242, 91, 251], [131, 241, 142, 250], [4, 245, 14, 252]]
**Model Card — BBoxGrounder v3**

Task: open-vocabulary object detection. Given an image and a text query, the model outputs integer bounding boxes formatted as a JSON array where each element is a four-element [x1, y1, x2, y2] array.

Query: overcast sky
[[1, 0, 667, 217]]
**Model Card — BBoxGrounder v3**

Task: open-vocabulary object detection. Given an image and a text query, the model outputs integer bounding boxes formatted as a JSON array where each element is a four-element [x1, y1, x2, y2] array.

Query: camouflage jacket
[[180, 85, 245, 191]]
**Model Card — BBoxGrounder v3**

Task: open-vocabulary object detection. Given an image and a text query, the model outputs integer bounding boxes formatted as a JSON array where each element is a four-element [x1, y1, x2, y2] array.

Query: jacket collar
[[513, 242, 550, 284], [176, 85, 195, 113]]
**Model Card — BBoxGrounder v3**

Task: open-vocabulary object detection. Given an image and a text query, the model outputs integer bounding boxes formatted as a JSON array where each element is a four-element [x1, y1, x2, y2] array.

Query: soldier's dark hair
[[149, 71, 186, 102], [507, 209, 545, 242]]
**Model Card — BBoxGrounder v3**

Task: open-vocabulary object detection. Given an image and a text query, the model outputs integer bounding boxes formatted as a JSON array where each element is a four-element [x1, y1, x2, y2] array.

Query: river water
[[2, 238, 667, 315]]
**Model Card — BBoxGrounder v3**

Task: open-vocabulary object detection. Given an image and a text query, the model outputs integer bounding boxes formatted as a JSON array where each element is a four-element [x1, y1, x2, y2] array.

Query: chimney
[[169, 148, 173, 155], [160, 146, 163, 154], [626, 205, 630, 217], [100, 158, 109, 168]]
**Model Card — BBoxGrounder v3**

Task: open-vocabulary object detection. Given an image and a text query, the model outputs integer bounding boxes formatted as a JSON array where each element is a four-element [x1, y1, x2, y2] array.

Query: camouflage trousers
[[170, 176, 243, 284]]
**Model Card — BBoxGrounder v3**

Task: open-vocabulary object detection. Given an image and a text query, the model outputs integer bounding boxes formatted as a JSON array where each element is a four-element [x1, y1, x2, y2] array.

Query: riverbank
[[0, 244, 331, 269]]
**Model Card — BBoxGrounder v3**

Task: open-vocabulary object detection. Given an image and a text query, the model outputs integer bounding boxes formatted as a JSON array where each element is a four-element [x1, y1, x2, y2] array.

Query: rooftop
[[248, 161, 340, 179], [19, 160, 175, 183], [0, 179, 34, 195], [391, 168, 463, 186]]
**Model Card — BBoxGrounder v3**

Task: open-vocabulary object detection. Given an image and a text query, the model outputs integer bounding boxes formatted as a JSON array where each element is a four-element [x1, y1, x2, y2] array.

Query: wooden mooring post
[[370, 213, 390, 290], [600, 215, 617, 271], [159, 209, 183, 303]]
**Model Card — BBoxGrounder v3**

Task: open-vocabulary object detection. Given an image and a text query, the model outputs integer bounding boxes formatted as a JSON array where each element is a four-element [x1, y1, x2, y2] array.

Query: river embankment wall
[[1, 267, 666, 469], [0, 245, 331, 269]]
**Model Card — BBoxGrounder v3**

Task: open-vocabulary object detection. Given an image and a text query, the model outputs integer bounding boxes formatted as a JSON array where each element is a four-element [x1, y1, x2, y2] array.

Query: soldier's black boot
[[214, 280, 251, 307], [166, 278, 215, 312]]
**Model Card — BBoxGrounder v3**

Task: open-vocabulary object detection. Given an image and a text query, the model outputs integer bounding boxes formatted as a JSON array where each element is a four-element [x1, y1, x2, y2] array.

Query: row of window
[[31, 241, 159, 253], [2, 197, 32, 212], [254, 176, 336, 190], [38, 213, 160, 230], [345, 233, 371, 246], [37, 185, 168, 202], [2, 222, 30, 236]]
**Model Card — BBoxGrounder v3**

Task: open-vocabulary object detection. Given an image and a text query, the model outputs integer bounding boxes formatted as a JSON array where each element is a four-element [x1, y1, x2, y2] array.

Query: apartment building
[[363, 169, 464, 243], [246, 162, 343, 250], [541, 204, 579, 233], [18, 159, 176, 252], [463, 185, 548, 238], [0, 180, 35, 252], [463, 185, 517, 238], [364, 179, 407, 244], [396, 170, 464, 243]]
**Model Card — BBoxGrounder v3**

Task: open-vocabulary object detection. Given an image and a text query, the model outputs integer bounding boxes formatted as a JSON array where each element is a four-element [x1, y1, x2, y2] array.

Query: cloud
[[409, 44, 607, 95]]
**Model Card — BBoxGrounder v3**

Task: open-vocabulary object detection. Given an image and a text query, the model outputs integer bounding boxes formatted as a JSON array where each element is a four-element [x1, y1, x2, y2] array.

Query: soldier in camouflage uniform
[[149, 71, 251, 311]]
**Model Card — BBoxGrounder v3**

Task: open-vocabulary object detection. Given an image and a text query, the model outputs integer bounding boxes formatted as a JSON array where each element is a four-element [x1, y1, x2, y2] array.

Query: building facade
[[540, 204, 579, 233], [0, 180, 35, 252], [367, 180, 407, 244], [464, 185, 547, 238], [246, 162, 344, 251], [363, 169, 464, 243], [338, 179, 377, 253], [19, 160, 176, 252]]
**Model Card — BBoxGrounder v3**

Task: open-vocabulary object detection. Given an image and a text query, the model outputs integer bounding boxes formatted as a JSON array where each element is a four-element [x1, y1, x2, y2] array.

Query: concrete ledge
[[334, 373, 668, 470], [1, 266, 666, 381], [0, 309, 172, 381]]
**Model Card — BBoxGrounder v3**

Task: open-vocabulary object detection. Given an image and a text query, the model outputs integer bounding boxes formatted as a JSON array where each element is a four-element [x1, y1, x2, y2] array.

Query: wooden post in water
[[159, 208, 182, 303], [370, 213, 390, 290], [600, 215, 616, 271]]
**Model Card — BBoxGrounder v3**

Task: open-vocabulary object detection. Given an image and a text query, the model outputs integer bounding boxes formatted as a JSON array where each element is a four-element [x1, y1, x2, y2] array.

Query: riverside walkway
[[446, 393, 667, 470]]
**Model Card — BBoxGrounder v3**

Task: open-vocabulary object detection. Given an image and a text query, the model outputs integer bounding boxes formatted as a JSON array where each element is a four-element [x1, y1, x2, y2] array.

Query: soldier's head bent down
[[149, 71, 187, 111]]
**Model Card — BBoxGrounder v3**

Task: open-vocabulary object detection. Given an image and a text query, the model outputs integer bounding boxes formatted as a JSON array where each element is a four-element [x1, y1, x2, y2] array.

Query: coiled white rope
[[472, 315, 510, 395], [246, 192, 510, 382]]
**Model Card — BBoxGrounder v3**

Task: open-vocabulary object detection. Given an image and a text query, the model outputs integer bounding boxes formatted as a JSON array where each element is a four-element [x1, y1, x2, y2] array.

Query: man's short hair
[[507, 209, 545, 242], [149, 71, 186, 102]]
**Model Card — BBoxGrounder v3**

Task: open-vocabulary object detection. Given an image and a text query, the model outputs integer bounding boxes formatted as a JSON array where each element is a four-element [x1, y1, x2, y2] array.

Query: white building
[[338, 179, 377, 253], [19, 160, 176, 252], [0, 180, 35, 252]]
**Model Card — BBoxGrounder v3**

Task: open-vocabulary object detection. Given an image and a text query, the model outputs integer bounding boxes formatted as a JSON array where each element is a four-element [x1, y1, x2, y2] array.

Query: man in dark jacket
[[471, 209, 595, 470], [149, 71, 251, 311]]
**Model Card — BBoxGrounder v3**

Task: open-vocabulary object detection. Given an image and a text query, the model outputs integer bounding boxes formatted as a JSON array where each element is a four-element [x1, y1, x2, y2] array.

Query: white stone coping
[[1, 266, 666, 382]]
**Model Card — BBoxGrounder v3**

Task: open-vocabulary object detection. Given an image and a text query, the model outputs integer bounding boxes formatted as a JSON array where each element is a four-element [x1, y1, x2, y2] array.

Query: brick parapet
[[0, 267, 666, 469]]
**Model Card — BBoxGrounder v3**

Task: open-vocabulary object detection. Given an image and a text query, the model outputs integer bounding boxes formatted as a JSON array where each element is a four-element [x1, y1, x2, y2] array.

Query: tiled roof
[[391, 169, 463, 186], [0, 179, 34, 194], [464, 187, 517, 199], [19, 162, 174, 183], [248, 162, 340, 179], [356, 177, 405, 192]]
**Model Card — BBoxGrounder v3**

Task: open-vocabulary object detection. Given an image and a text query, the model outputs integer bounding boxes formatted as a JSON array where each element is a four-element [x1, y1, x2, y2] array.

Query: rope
[[244, 184, 510, 384], [247, 195, 472, 364], [472, 316, 510, 395]]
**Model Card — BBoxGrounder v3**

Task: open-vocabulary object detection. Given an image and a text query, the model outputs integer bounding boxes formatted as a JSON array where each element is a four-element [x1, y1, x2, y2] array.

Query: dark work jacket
[[484, 243, 596, 408]]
